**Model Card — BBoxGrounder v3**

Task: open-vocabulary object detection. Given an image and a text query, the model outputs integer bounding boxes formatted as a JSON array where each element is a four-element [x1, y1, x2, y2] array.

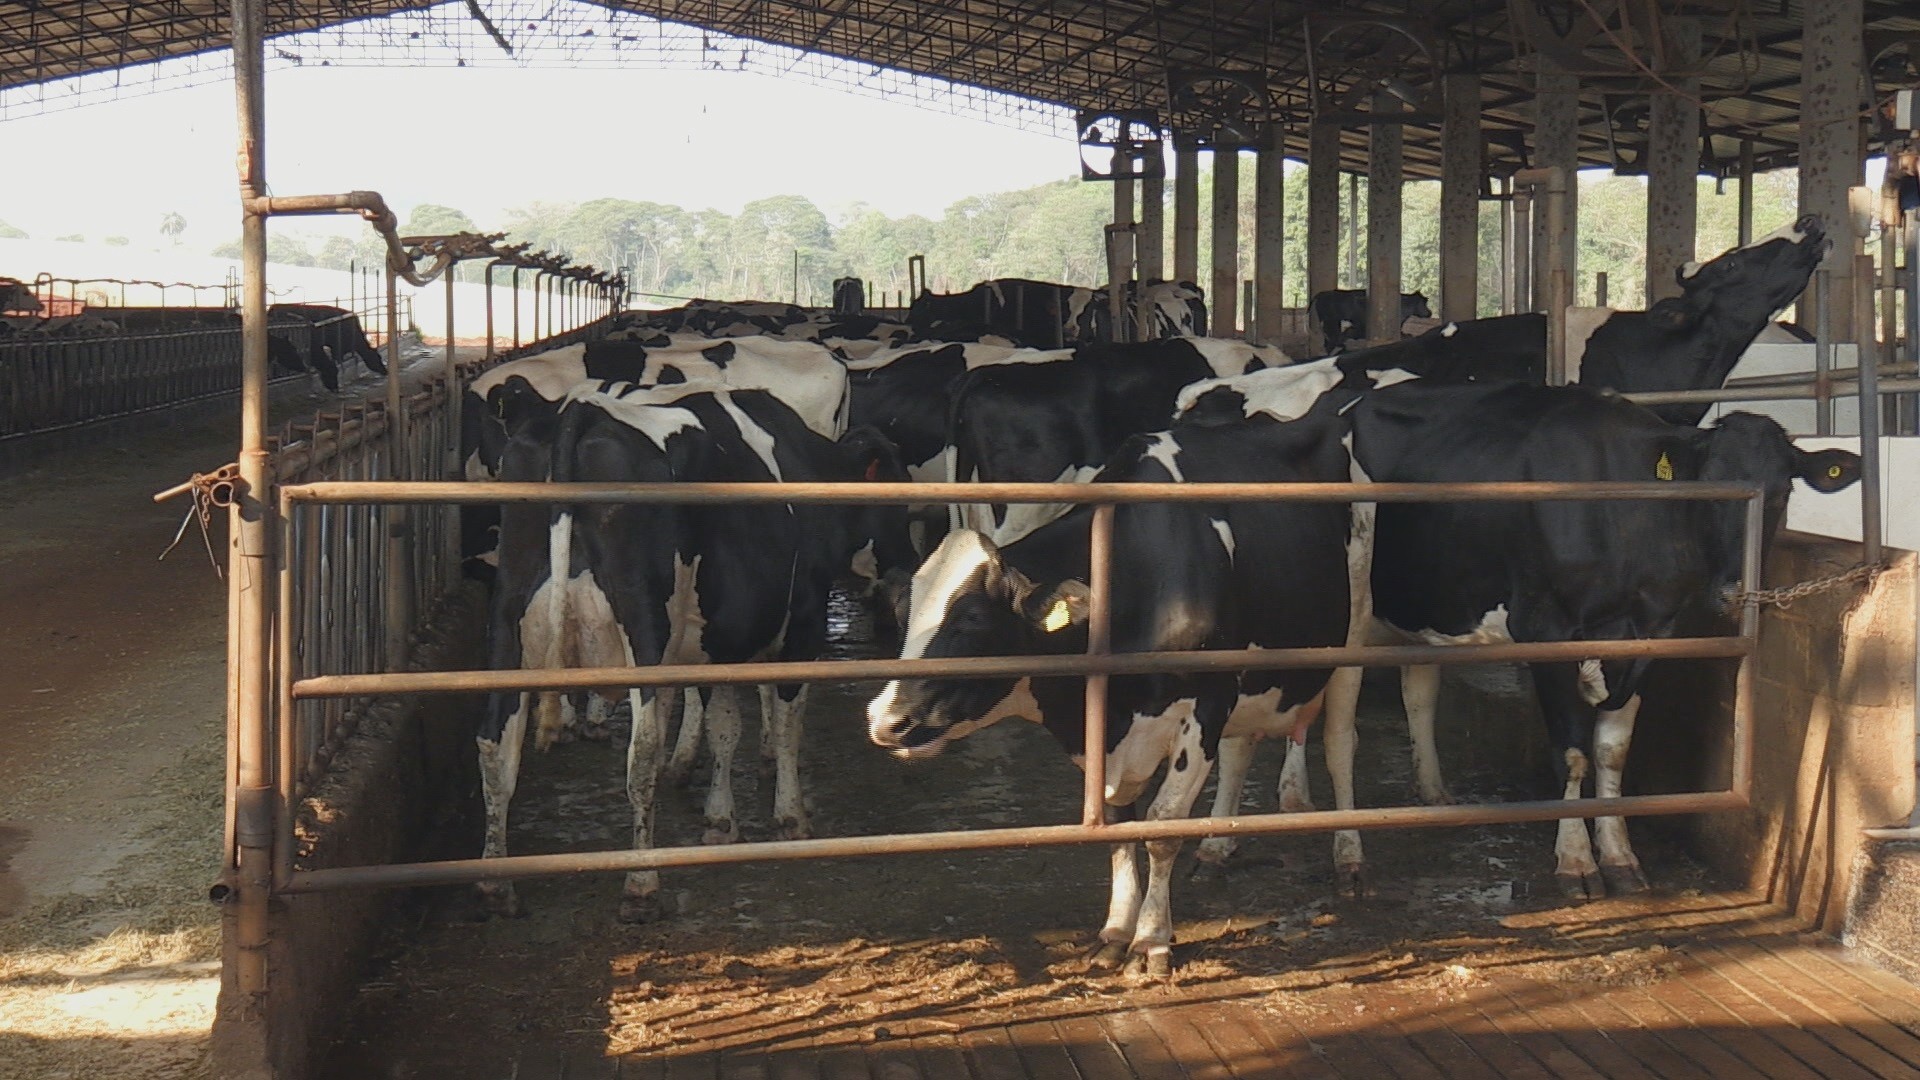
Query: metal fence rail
[[266, 476, 1764, 897]]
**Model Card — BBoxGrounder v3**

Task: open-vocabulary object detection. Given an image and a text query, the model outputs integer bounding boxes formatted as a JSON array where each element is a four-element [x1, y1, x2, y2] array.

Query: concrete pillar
[[1799, 0, 1863, 338], [1140, 163, 1165, 283], [1173, 138, 1200, 284], [1113, 157, 1135, 236], [1212, 144, 1241, 337], [1255, 123, 1286, 344], [1532, 59, 1579, 312], [1367, 91, 1404, 344], [1738, 138, 1755, 246], [1308, 120, 1341, 342], [1440, 72, 1481, 322], [1646, 17, 1701, 304]]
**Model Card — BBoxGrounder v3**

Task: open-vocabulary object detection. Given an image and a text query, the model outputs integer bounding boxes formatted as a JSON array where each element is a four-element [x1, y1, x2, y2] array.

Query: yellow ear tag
[[1042, 598, 1072, 633], [1828, 464, 1843, 479], [1655, 452, 1674, 481]]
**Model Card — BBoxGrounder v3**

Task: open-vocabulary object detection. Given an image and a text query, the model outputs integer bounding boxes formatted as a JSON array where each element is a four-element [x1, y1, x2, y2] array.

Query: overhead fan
[[1076, 109, 1164, 182], [1167, 68, 1266, 146]]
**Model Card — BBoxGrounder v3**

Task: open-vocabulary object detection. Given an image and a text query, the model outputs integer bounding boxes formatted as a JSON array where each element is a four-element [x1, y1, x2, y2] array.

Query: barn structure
[[5, 2, 1920, 1078]]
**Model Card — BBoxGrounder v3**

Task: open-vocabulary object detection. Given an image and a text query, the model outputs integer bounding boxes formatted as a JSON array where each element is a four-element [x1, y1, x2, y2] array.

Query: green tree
[[104, 235, 130, 247], [55, 234, 85, 243], [403, 203, 478, 237], [159, 211, 187, 246], [0, 220, 25, 240]]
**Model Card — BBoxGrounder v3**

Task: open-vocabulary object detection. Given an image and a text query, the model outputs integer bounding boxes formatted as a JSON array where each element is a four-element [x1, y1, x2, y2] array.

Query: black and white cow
[[270, 303, 388, 377], [1075, 280, 1210, 342], [947, 337, 1291, 537], [908, 277, 1087, 348], [1309, 289, 1432, 351], [480, 380, 914, 921], [866, 391, 1354, 974], [1337, 216, 1830, 424], [1177, 365, 1862, 898]]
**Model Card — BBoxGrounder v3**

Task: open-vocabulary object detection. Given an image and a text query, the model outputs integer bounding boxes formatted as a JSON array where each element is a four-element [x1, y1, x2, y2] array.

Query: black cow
[[78, 305, 340, 389], [908, 278, 1088, 348], [270, 304, 387, 378], [1180, 365, 1861, 898], [947, 337, 1289, 536], [831, 276, 865, 315], [1309, 289, 1432, 351], [479, 381, 914, 921], [867, 403, 1353, 975], [1337, 215, 1830, 424]]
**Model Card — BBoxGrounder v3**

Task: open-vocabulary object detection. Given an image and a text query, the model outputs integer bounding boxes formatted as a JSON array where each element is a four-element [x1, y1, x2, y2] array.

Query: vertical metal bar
[[229, 0, 274, 1001], [1081, 503, 1114, 827], [385, 269, 412, 670], [511, 266, 522, 351], [1856, 253, 1883, 566], [1732, 489, 1763, 804], [1512, 189, 1532, 315], [276, 501, 296, 889], [1596, 271, 1609, 308], [1498, 175, 1513, 315], [1815, 268, 1833, 435], [1737, 139, 1756, 247]]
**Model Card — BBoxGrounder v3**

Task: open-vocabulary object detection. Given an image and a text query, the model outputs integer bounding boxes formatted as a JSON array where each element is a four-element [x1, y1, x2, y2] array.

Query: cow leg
[[1126, 717, 1215, 979], [1091, 802, 1141, 972], [1322, 665, 1367, 897], [1276, 695, 1323, 813], [768, 683, 810, 840], [1193, 736, 1254, 867], [1553, 748, 1603, 900], [1532, 663, 1605, 900], [757, 684, 780, 777], [474, 694, 528, 918], [620, 686, 670, 923], [700, 685, 742, 845], [1401, 664, 1452, 805], [581, 693, 614, 743], [1593, 695, 1649, 893], [662, 686, 700, 786]]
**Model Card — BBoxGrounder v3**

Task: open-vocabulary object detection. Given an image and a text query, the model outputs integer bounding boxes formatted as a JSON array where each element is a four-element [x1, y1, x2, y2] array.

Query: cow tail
[[532, 402, 588, 750]]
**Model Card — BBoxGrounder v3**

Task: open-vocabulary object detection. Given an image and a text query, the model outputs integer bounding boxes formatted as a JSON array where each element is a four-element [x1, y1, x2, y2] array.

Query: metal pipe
[[1511, 187, 1532, 315], [383, 267, 411, 671], [1081, 504, 1113, 826], [1626, 378, 1920, 407], [1733, 488, 1764, 803], [228, 0, 273, 1001], [511, 265, 523, 349], [276, 503, 297, 889], [293, 636, 1749, 700], [284, 478, 1760, 507], [1815, 267, 1834, 435], [279, 790, 1745, 895], [1856, 252, 1883, 565], [484, 259, 499, 362]]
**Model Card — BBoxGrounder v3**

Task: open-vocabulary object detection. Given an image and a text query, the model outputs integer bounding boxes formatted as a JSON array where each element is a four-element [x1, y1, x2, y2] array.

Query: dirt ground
[[319, 594, 1727, 1079], [0, 354, 433, 1080]]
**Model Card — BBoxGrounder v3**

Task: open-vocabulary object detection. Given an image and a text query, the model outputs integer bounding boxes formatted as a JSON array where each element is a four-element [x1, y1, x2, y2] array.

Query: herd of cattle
[[456, 216, 1856, 976]]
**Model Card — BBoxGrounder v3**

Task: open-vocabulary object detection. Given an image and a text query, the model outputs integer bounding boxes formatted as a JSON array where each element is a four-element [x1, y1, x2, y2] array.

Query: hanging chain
[[1722, 562, 1886, 614], [156, 463, 241, 577]]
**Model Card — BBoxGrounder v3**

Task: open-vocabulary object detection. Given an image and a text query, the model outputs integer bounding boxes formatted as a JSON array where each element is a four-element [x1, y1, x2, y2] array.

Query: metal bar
[[293, 636, 1751, 700], [383, 269, 411, 671], [1624, 378, 1920, 407], [1733, 490, 1763, 802], [1081, 503, 1113, 827], [283, 479, 1761, 507], [1815, 267, 1834, 435], [275, 502, 296, 889], [280, 790, 1746, 895], [1857, 252, 1883, 565]]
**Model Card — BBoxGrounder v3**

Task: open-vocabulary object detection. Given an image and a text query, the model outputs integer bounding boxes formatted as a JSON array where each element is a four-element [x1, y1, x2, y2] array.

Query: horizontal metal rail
[[282, 478, 1761, 506], [280, 790, 1742, 894], [1623, 377, 1920, 407], [292, 635, 1751, 700]]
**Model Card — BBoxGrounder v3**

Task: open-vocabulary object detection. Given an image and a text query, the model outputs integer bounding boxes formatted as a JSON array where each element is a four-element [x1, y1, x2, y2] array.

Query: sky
[[1, 61, 1081, 251]]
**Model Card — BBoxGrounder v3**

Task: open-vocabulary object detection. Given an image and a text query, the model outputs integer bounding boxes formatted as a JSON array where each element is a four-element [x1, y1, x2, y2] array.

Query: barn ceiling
[[3, 1, 1918, 179]]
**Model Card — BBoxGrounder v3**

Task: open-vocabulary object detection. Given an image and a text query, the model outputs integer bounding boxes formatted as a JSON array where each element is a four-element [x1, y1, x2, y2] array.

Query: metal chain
[[1722, 562, 1886, 614]]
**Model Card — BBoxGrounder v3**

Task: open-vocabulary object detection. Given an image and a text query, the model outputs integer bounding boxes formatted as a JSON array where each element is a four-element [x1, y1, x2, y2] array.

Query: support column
[[1737, 138, 1756, 246], [1212, 143, 1242, 337], [1532, 59, 1579, 312], [1308, 120, 1341, 347], [1799, 0, 1864, 338], [1646, 17, 1701, 304], [1367, 91, 1404, 344], [1173, 137, 1200, 285], [1440, 72, 1481, 322], [1345, 172, 1361, 287], [1255, 123, 1286, 344], [1140, 158, 1165, 283]]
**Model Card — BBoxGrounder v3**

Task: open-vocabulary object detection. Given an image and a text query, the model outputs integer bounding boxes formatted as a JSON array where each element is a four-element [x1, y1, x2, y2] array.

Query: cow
[[48, 304, 342, 389], [479, 380, 915, 921], [1309, 289, 1433, 351], [1074, 280, 1210, 342], [625, 299, 810, 336], [867, 390, 1354, 975], [831, 276, 865, 315], [1176, 365, 1862, 898], [947, 337, 1291, 537], [1336, 215, 1830, 424], [459, 336, 852, 577], [908, 278, 1089, 348], [270, 303, 388, 377]]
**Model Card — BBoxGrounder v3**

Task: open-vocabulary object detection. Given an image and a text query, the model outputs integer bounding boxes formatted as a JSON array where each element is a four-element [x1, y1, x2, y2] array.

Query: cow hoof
[[662, 762, 696, 788], [774, 816, 810, 841], [1277, 794, 1318, 814], [1087, 940, 1129, 971], [1601, 862, 1650, 895], [702, 820, 738, 845], [1335, 863, 1372, 900], [1187, 859, 1229, 884], [617, 893, 669, 924], [475, 882, 526, 919], [1415, 786, 1455, 806], [1556, 869, 1607, 901]]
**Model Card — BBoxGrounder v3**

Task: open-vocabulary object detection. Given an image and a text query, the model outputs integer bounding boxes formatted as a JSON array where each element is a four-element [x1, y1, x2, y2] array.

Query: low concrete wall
[[211, 583, 486, 1079]]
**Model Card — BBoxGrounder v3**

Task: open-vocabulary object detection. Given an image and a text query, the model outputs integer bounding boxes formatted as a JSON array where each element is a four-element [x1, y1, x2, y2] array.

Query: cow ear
[[1795, 447, 1862, 492], [1020, 579, 1090, 633], [1648, 296, 1698, 332]]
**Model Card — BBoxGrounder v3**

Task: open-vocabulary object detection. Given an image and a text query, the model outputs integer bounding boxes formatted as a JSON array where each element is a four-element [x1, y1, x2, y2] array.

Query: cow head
[[1404, 292, 1432, 319], [1666, 214, 1830, 332], [1690, 411, 1860, 595], [867, 529, 1087, 758]]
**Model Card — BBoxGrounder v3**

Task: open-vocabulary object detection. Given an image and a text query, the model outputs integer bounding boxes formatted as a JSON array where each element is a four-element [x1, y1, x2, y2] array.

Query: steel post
[[1081, 504, 1113, 827], [1738, 139, 1756, 247], [1857, 253, 1883, 565], [484, 260, 500, 362], [511, 265, 523, 349], [1816, 268, 1834, 435], [384, 269, 411, 670]]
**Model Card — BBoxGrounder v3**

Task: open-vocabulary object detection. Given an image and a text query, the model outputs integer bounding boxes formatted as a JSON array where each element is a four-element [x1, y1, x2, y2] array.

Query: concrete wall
[[211, 584, 487, 1079]]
